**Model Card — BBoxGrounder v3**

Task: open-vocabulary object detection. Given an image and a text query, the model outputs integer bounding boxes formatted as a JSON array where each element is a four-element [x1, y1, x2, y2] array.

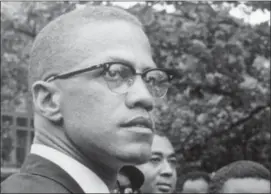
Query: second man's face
[[137, 135, 177, 193], [221, 178, 271, 193]]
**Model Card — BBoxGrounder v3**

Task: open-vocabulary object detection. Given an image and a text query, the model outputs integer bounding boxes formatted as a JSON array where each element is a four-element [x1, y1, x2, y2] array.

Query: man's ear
[[31, 80, 62, 122]]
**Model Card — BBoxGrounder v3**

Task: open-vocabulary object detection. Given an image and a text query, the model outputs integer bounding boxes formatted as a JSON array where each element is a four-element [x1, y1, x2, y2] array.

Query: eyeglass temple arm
[[45, 65, 103, 82]]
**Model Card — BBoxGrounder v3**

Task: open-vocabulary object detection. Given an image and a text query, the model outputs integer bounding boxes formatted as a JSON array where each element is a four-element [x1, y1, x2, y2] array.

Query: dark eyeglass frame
[[44, 62, 176, 83]]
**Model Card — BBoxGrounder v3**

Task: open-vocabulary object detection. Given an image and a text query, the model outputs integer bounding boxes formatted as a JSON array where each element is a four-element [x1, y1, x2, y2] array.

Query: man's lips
[[120, 116, 153, 131], [156, 183, 172, 192]]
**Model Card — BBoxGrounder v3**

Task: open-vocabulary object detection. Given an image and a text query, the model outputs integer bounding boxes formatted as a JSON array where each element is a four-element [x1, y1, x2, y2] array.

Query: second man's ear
[[31, 80, 63, 123]]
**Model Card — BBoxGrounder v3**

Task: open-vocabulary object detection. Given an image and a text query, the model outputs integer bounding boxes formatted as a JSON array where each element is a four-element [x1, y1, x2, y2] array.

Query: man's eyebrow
[[106, 56, 155, 72], [106, 56, 133, 65], [151, 152, 163, 157], [151, 152, 177, 158]]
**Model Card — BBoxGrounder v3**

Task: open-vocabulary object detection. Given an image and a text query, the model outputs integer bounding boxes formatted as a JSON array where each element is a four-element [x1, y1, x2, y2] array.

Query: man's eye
[[150, 157, 161, 163], [104, 70, 122, 80], [145, 76, 156, 84]]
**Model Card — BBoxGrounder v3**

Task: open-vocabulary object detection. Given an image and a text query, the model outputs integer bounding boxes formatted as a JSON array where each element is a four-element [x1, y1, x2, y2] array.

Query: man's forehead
[[151, 136, 176, 157], [222, 177, 271, 193], [184, 178, 208, 187], [71, 21, 154, 68], [29, 6, 147, 84], [152, 136, 174, 149], [76, 50, 156, 71], [74, 20, 151, 50], [35, 19, 151, 75], [183, 179, 208, 192]]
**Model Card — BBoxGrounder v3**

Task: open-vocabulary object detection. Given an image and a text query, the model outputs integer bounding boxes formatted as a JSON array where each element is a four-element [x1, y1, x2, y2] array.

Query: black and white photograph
[[1, 1, 270, 193]]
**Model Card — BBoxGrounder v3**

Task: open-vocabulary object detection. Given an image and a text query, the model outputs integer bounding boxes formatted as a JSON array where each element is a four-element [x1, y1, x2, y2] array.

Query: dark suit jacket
[[1, 154, 85, 193]]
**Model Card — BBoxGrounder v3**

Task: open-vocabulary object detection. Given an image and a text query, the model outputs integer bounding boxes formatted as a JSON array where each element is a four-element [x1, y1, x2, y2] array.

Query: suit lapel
[[21, 154, 85, 194]]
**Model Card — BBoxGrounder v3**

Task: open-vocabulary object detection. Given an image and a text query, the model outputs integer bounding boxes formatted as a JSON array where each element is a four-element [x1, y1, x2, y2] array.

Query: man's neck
[[34, 126, 120, 191], [81, 149, 120, 190]]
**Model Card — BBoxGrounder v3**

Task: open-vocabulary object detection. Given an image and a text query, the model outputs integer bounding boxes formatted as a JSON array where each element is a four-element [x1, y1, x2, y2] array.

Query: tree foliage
[[131, 1, 270, 173], [1, 1, 270, 183], [1, 121, 13, 162], [129, 1, 270, 173]]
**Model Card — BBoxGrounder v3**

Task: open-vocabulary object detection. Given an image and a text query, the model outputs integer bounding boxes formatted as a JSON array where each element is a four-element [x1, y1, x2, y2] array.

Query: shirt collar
[[30, 144, 110, 193]]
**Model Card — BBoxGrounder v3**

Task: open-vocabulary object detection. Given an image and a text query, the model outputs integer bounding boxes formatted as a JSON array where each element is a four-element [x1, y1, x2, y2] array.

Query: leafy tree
[[129, 1, 270, 173], [1, 121, 13, 162]]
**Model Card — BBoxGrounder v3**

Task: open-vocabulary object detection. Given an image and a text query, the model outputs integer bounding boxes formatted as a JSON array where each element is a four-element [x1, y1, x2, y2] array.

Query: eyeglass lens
[[102, 63, 170, 97]]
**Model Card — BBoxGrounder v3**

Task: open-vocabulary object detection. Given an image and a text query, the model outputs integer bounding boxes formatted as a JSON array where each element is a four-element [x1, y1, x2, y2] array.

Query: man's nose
[[160, 160, 174, 177], [125, 76, 154, 112]]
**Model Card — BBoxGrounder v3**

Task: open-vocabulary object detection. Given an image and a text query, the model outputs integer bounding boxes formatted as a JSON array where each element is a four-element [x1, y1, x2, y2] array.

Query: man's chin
[[117, 148, 152, 165]]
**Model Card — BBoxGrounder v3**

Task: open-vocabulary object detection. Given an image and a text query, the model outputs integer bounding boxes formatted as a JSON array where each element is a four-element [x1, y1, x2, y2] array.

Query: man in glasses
[[1, 4, 175, 194]]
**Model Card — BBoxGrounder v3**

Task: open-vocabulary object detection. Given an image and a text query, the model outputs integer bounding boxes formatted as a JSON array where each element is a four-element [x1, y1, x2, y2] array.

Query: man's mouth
[[120, 116, 153, 132], [157, 183, 171, 193]]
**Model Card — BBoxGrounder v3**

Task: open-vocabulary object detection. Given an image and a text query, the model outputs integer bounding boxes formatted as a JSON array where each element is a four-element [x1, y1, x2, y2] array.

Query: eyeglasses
[[45, 62, 176, 98]]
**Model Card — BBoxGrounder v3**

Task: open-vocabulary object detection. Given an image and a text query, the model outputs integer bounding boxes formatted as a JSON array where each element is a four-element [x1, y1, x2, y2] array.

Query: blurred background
[[1, 1, 270, 189]]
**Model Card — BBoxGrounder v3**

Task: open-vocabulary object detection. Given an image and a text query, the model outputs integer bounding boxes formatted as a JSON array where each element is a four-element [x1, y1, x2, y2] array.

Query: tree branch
[[175, 81, 235, 97], [14, 27, 36, 38], [208, 103, 270, 141], [176, 128, 198, 153], [175, 103, 270, 154]]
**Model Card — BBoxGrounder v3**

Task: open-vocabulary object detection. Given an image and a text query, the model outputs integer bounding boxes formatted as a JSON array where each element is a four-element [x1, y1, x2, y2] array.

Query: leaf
[[197, 113, 208, 124], [140, 6, 155, 26], [208, 95, 223, 105], [239, 74, 258, 89]]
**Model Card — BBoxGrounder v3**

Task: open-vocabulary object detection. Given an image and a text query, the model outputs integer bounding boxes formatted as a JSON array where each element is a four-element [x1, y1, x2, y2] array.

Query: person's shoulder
[[1, 172, 71, 193]]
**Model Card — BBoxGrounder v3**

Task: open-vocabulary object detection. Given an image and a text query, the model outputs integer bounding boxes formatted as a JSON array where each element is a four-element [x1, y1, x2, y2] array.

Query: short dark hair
[[179, 171, 211, 191], [29, 5, 142, 89], [209, 160, 270, 193]]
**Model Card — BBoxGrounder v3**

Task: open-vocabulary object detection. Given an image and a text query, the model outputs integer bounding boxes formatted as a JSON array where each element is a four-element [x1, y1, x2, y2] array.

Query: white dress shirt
[[30, 144, 110, 193]]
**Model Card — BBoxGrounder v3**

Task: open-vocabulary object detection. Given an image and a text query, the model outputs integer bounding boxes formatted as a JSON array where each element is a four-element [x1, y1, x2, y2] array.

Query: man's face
[[221, 178, 270, 193], [57, 20, 155, 165], [182, 178, 209, 193], [137, 135, 177, 193]]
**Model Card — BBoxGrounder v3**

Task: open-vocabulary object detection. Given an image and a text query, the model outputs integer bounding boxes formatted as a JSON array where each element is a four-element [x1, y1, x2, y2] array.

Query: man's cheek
[[148, 166, 161, 181]]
